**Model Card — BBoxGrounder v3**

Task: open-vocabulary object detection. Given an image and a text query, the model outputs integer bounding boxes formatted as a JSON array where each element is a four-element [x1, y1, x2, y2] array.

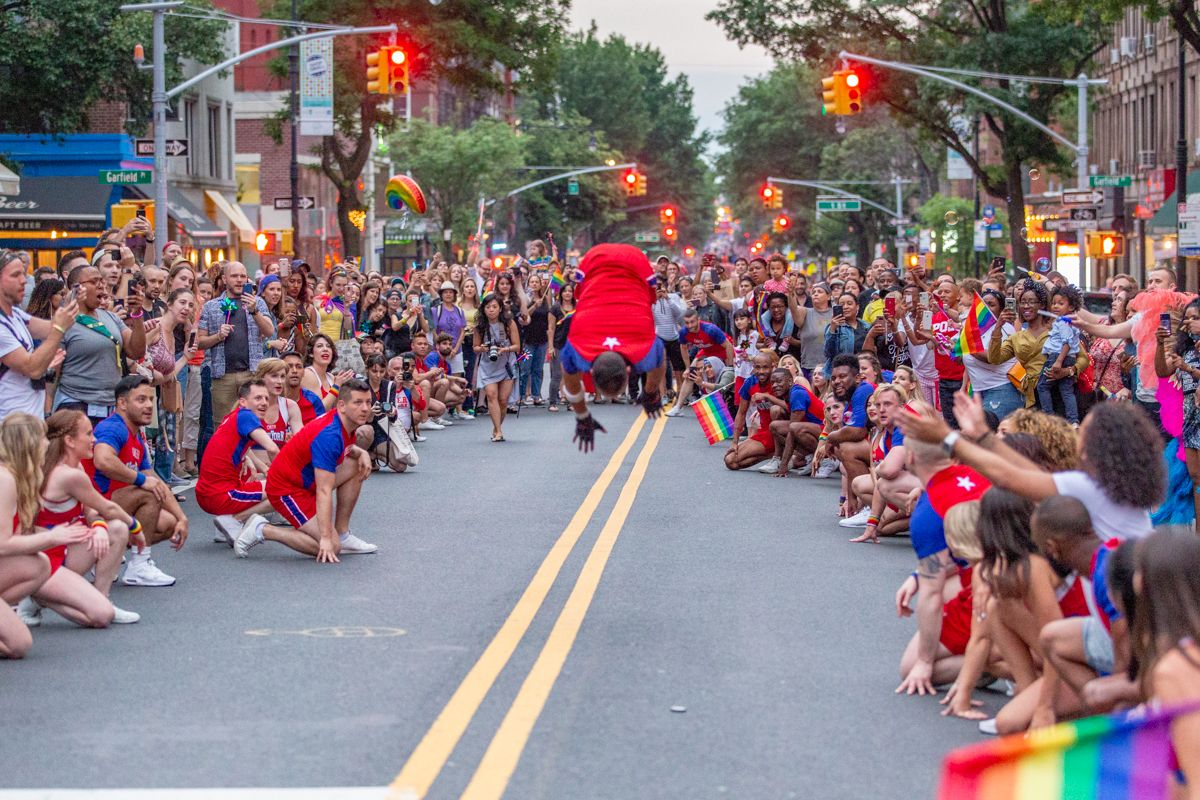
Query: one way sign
[[135, 138, 189, 157], [273, 196, 316, 210]]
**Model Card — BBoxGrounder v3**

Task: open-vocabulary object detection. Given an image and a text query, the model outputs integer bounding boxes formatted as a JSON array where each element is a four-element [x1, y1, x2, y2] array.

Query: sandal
[[548, 404, 559, 412], [507, 404, 519, 414], [490, 433, 505, 442]]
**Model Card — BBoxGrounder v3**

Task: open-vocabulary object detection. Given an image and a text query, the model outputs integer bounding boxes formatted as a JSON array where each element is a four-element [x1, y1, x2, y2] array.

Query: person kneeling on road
[[253, 378, 377, 563], [724, 352, 781, 471]]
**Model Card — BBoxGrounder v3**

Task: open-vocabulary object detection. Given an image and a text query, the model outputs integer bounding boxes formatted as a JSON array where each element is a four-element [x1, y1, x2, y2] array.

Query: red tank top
[[35, 498, 85, 528], [1056, 573, 1090, 618], [260, 397, 290, 446]]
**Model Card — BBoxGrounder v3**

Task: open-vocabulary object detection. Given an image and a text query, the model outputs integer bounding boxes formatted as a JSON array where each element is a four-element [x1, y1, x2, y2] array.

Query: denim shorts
[[1082, 616, 1115, 675]]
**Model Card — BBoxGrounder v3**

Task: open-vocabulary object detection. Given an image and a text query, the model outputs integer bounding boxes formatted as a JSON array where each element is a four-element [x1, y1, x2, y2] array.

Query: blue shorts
[[560, 338, 664, 376]]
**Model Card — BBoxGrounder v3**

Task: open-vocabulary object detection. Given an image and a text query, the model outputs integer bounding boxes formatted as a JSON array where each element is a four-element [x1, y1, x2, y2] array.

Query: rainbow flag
[[549, 268, 565, 294], [952, 292, 998, 359], [691, 391, 734, 444], [937, 703, 1200, 800]]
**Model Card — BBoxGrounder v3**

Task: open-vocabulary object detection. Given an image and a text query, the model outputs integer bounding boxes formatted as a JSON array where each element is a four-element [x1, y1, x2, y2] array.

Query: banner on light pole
[[300, 37, 334, 137]]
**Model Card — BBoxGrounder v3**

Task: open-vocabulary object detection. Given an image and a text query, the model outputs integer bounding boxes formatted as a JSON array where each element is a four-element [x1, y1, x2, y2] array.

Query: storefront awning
[[168, 188, 228, 248], [0, 176, 111, 247], [204, 189, 256, 244], [0, 163, 19, 196], [1149, 171, 1200, 234]]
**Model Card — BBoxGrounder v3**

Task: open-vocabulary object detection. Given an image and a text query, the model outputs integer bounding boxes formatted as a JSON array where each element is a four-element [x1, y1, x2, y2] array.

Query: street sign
[[567, 178, 579, 196], [982, 204, 995, 219], [1069, 207, 1099, 221], [634, 231, 660, 243], [1062, 189, 1105, 206], [816, 198, 861, 212], [272, 196, 316, 210], [1044, 207, 1099, 231], [1179, 203, 1200, 254], [134, 138, 189, 157], [1090, 174, 1132, 188], [99, 169, 152, 185], [973, 221, 986, 252]]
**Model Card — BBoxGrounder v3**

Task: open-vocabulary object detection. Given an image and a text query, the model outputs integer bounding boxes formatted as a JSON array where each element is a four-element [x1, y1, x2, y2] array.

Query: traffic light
[[683, 246, 696, 257], [662, 225, 678, 244], [386, 46, 409, 95], [366, 49, 388, 95], [635, 172, 647, 197], [255, 231, 276, 253], [820, 68, 864, 115], [659, 205, 677, 225], [1087, 232, 1124, 258], [760, 184, 783, 210], [623, 169, 638, 196], [773, 214, 791, 234]]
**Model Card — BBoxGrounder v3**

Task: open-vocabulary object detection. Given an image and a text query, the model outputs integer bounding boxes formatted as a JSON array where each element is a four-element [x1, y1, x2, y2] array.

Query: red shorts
[[43, 544, 67, 576], [733, 376, 745, 398], [939, 594, 972, 656], [269, 492, 315, 529], [197, 481, 266, 517], [750, 428, 775, 454]]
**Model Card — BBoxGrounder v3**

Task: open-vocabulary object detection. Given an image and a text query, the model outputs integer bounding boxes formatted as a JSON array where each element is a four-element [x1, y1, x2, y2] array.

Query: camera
[[487, 343, 500, 362], [381, 401, 393, 413]]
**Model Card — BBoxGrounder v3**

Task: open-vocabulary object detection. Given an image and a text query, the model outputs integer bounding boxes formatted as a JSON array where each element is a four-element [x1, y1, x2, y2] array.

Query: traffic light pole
[[484, 163, 638, 208], [766, 177, 909, 220], [122, 1, 396, 261], [289, 0, 300, 256]]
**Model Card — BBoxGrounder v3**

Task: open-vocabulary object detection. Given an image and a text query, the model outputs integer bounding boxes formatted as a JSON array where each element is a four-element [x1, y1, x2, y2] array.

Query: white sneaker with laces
[[665, 407, 686, 417], [339, 533, 378, 554], [16, 596, 41, 627], [110, 605, 140, 624], [814, 458, 840, 479], [423, 420, 444, 431], [121, 557, 176, 587], [436, 416, 453, 426], [213, 515, 240, 546], [413, 433, 428, 442], [235, 514, 267, 558], [756, 456, 782, 474], [839, 507, 872, 528]]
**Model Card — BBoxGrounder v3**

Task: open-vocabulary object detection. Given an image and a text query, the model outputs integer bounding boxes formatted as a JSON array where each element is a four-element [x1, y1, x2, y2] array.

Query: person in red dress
[[560, 244, 666, 451]]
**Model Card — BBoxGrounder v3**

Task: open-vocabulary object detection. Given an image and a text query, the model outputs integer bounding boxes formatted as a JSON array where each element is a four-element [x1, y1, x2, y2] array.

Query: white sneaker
[[665, 407, 686, 417], [756, 456, 782, 474], [121, 557, 176, 587], [339, 533, 378, 554], [800, 454, 814, 471], [213, 515, 240, 546], [110, 605, 140, 624], [413, 433, 428, 442], [234, 514, 266, 558], [839, 507, 872, 528], [814, 458, 840, 479], [16, 596, 41, 627], [436, 416, 453, 427], [423, 420, 444, 431], [978, 718, 998, 735]]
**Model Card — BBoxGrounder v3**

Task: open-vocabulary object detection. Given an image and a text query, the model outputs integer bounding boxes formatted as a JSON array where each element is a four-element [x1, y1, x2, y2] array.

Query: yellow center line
[[459, 414, 669, 800], [387, 414, 648, 800]]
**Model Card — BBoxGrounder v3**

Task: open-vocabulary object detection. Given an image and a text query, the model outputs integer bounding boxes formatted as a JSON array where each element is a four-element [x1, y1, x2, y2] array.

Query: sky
[[568, 0, 771, 144]]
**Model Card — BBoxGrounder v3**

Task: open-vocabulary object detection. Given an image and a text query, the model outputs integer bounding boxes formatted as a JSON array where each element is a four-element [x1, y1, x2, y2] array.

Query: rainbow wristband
[[867, 515, 880, 528], [91, 519, 109, 531], [129, 518, 143, 536], [328, 386, 340, 397], [818, 432, 829, 442]]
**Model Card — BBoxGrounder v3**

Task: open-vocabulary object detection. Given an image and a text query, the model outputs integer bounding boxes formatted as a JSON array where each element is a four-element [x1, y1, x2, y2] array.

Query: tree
[[263, 0, 569, 258], [708, 0, 1110, 269], [386, 118, 523, 252], [0, 0, 226, 135], [916, 193, 1011, 276]]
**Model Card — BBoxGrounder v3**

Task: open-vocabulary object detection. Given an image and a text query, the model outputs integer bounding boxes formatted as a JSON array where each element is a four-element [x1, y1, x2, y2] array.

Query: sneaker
[[413, 433, 428, 442], [265, 511, 288, 526], [665, 407, 686, 417], [110, 605, 140, 624], [339, 533, 378, 554], [121, 558, 176, 587], [839, 507, 872, 528], [814, 458, 840, 479], [16, 596, 41, 627], [436, 416, 453, 427], [213, 515, 240, 546], [978, 718, 998, 736], [234, 514, 267, 558], [523, 397, 535, 406], [423, 420, 445, 431], [800, 454, 814, 471], [756, 456, 782, 474]]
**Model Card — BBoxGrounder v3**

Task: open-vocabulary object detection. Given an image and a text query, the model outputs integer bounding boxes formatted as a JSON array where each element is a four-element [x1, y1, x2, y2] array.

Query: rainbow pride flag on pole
[[691, 391, 734, 445], [937, 704, 1199, 800], [549, 268, 566, 294], [952, 292, 998, 359]]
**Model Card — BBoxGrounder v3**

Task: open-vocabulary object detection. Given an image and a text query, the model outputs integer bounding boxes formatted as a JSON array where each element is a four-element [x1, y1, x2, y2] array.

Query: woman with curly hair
[[898, 388, 1164, 542], [999, 408, 1079, 472], [990, 279, 1089, 409]]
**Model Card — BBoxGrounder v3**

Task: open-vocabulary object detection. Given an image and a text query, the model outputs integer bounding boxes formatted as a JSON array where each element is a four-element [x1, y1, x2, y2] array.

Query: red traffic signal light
[[760, 185, 775, 206], [255, 231, 276, 253], [390, 49, 406, 66], [662, 225, 678, 243], [659, 205, 677, 224], [773, 214, 791, 233]]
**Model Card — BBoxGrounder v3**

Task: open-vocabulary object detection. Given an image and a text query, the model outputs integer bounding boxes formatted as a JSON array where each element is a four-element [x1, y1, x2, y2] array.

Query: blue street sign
[[982, 204, 995, 218]]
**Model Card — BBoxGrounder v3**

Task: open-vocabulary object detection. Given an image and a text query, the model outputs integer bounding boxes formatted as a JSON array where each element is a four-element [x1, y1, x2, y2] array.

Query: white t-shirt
[[960, 323, 1016, 393], [0, 307, 44, 419], [905, 314, 938, 382], [1052, 470, 1153, 539]]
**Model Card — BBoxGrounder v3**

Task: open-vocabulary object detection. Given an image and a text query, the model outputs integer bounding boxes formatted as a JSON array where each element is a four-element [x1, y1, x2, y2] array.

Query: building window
[[208, 104, 221, 178], [236, 163, 260, 205], [226, 106, 234, 181], [184, 98, 197, 176]]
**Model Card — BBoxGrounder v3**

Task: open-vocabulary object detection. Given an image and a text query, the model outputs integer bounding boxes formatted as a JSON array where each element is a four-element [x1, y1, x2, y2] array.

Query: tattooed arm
[[897, 548, 958, 696]]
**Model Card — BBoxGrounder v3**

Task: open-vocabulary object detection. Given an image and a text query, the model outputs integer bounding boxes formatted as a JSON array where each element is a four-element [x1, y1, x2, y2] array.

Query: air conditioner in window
[[1110, 47, 1120, 64], [1138, 150, 1157, 169], [1144, 33, 1157, 51], [1110, 159, 1120, 173], [1120, 37, 1137, 58]]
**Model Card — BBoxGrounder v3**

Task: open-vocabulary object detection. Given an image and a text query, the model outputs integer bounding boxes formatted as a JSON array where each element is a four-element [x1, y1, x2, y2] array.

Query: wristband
[[129, 310, 144, 320], [129, 518, 143, 536], [910, 570, 919, 586], [818, 432, 829, 442], [133, 472, 146, 487], [867, 515, 880, 528], [52, 323, 68, 335], [328, 386, 340, 397], [575, 410, 591, 421], [562, 387, 585, 404], [91, 519, 109, 531]]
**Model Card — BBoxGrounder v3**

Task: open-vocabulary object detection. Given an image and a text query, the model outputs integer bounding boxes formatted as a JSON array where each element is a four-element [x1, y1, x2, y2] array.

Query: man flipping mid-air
[[560, 244, 665, 451]]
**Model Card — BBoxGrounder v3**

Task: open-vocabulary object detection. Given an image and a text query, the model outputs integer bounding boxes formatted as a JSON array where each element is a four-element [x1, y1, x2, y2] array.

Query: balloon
[[385, 174, 427, 215]]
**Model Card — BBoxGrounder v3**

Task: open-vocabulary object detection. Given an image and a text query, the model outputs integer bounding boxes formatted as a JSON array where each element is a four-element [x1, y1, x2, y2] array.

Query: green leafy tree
[[708, 0, 1110, 269], [386, 118, 523, 252], [0, 0, 225, 135], [263, 0, 569, 257], [916, 193, 1010, 276]]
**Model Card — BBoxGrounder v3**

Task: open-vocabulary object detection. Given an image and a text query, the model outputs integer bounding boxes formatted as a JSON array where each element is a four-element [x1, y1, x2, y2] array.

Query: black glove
[[573, 414, 606, 453], [638, 388, 663, 419]]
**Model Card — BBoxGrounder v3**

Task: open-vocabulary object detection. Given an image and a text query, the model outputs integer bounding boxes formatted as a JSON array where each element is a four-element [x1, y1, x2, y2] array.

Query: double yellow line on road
[[388, 414, 667, 800]]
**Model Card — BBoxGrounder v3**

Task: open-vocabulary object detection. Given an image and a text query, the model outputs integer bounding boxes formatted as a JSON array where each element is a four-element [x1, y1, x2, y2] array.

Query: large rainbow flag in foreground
[[952, 292, 998, 359], [691, 391, 734, 445], [937, 703, 1199, 800]]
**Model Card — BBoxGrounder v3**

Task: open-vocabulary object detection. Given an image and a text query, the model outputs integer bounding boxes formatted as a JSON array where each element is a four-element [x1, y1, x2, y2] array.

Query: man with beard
[[197, 261, 274, 422], [826, 353, 873, 496], [724, 352, 779, 471]]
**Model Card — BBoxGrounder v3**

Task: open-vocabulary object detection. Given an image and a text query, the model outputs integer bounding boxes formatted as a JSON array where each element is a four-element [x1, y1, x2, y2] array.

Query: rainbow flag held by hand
[[937, 703, 1200, 800], [691, 391, 734, 445], [952, 292, 998, 359], [549, 268, 565, 294]]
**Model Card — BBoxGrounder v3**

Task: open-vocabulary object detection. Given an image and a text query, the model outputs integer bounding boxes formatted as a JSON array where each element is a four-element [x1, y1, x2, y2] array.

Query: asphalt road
[[0, 402, 1005, 799]]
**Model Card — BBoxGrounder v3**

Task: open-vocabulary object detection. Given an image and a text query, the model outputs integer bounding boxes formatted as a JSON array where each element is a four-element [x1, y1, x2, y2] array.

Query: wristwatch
[[940, 430, 961, 457]]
